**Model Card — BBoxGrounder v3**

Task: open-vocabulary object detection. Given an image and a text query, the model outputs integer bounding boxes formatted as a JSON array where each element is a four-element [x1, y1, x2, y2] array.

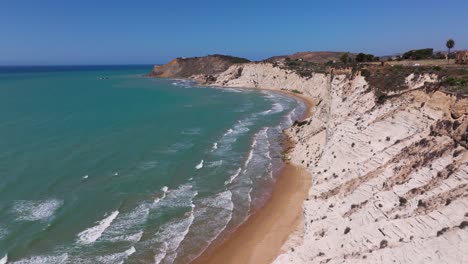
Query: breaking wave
[[77, 211, 119, 245]]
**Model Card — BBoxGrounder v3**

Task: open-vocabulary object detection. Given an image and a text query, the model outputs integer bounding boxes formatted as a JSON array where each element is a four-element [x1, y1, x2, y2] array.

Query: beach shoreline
[[191, 84, 315, 264]]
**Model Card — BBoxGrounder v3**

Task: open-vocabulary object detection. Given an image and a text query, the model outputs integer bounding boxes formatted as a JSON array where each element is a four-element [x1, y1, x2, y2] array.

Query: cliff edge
[[148, 55, 249, 78]]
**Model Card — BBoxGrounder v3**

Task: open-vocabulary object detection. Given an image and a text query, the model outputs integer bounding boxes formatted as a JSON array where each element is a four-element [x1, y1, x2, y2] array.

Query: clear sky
[[1, 0, 467, 65]]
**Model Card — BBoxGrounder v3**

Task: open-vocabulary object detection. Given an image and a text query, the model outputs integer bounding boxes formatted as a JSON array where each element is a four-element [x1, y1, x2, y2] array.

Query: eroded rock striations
[[212, 62, 467, 263]]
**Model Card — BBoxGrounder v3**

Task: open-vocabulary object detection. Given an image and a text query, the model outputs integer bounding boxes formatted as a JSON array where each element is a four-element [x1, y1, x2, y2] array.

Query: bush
[[291, 89, 303, 94], [344, 227, 351, 234], [399, 197, 407, 205], [380, 240, 388, 248], [402, 48, 433, 60]]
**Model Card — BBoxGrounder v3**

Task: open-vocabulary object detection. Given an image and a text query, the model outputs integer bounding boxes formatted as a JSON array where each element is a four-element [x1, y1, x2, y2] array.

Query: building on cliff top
[[455, 50, 468, 64]]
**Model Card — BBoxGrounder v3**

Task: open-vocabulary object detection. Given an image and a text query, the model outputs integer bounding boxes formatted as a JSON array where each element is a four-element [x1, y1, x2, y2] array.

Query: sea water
[[0, 66, 304, 263]]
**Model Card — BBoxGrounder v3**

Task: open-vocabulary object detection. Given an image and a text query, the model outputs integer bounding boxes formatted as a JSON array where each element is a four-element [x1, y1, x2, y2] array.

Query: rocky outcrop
[[213, 62, 468, 263], [148, 55, 249, 78]]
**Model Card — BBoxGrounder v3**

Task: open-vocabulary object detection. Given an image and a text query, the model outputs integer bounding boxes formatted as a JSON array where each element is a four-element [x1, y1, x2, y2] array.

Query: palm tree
[[446, 39, 455, 64]]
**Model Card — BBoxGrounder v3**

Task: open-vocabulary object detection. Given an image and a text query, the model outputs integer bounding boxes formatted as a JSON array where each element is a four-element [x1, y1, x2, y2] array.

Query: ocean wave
[[97, 246, 136, 264], [225, 168, 242, 185], [101, 206, 147, 243], [107, 231, 143, 242], [9, 254, 68, 264], [195, 160, 203, 170], [0, 226, 8, 240], [206, 160, 223, 168], [271, 103, 284, 114], [171, 80, 194, 88], [181, 128, 201, 135], [153, 206, 195, 264], [261, 103, 284, 115], [243, 138, 257, 168], [12, 199, 63, 222], [162, 141, 194, 154], [102, 185, 177, 243], [137, 160, 159, 171], [186, 191, 234, 261], [223, 129, 233, 136], [77, 210, 119, 245], [0, 255, 6, 264], [211, 142, 218, 151]]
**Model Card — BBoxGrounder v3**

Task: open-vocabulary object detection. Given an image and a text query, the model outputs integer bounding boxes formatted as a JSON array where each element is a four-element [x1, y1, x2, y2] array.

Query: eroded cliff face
[[149, 55, 249, 78], [214, 62, 468, 263]]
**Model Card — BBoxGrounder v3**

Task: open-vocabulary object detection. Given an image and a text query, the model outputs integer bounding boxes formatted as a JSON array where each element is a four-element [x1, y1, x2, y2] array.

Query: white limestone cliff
[[214, 62, 468, 264]]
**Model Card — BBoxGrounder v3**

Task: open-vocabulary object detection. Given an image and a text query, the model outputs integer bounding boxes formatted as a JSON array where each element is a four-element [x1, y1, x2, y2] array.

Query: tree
[[446, 39, 455, 64], [340, 53, 349, 64], [356, 53, 366, 62]]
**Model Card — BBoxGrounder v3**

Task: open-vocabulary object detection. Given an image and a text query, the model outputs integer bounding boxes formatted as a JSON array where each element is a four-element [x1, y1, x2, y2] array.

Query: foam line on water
[[104, 185, 170, 242], [97, 246, 136, 264], [211, 142, 218, 151], [77, 211, 119, 244], [10, 254, 68, 264], [225, 168, 242, 185], [12, 199, 63, 222], [206, 160, 223, 168], [154, 206, 195, 264], [195, 160, 203, 170], [189, 190, 234, 261], [0, 255, 6, 264]]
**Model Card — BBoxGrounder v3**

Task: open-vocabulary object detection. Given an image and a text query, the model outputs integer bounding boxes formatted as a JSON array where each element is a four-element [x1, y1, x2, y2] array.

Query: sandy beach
[[192, 88, 315, 264]]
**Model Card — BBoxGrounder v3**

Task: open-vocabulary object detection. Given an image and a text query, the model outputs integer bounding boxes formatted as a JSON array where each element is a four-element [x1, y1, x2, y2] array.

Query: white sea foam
[[189, 191, 234, 261], [225, 168, 242, 185], [10, 254, 68, 264], [101, 206, 147, 243], [13, 199, 63, 222], [260, 102, 284, 116], [161, 186, 169, 193], [195, 160, 204, 170], [157, 185, 197, 209], [97, 246, 136, 264], [271, 102, 284, 114], [243, 140, 256, 168], [137, 160, 158, 170], [153, 207, 195, 264], [77, 211, 119, 244], [83, 175, 89, 179], [206, 160, 223, 168], [223, 129, 233, 136], [211, 142, 218, 151], [0, 255, 7, 264], [108, 231, 143, 242]]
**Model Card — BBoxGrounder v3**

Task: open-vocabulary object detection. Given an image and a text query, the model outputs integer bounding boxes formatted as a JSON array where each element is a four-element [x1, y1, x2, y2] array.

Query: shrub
[[291, 89, 303, 94], [460, 221, 468, 229], [399, 197, 407, 206], [380, 240, 388, 248], [344, 227, 351, 234]]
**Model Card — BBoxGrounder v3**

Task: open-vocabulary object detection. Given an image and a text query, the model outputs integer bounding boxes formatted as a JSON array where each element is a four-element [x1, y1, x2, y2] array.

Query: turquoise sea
[[0, 66, 304, 264]]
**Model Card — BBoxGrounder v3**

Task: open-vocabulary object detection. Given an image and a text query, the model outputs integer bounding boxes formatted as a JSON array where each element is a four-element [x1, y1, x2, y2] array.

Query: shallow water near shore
[[0, 66, 304, 263]]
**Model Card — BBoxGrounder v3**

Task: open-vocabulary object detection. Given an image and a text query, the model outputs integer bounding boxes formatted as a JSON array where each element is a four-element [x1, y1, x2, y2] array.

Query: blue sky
[[1, 0, 467, 65]]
